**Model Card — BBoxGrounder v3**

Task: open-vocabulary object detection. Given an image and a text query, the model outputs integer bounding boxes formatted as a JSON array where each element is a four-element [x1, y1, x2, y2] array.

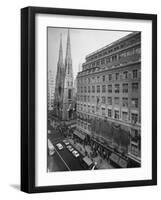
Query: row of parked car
[[56, 140, 80, 158]]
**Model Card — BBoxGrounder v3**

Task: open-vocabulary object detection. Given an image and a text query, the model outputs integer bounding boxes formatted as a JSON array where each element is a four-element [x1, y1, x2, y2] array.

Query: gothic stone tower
[[62, 29, 74, 120], [54, 34, 65, 119]]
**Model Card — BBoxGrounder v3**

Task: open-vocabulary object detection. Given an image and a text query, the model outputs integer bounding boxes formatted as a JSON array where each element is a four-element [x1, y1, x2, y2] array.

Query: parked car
[[72, 150, 80, 158], [63, 140, 70, 145], [56, 143, 63, 150], [67, 145, 74, 152]]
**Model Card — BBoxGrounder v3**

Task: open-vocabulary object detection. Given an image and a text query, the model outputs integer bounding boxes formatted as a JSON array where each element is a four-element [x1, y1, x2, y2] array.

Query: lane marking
[[54, 147, 71, 171]]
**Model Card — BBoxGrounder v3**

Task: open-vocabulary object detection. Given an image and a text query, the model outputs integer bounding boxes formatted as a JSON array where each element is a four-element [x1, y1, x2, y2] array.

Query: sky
[[47, 27, 132, 81]]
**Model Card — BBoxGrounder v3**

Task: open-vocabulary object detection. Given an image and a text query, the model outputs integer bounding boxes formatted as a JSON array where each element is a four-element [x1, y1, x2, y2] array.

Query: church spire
[[65, 29, 73, 76], [58, 33, 63, 66]]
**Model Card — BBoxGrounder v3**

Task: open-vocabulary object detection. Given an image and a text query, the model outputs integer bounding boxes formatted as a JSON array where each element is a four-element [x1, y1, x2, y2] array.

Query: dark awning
[[109, 153, 119, 163], [118, 158, 128, 168], [74, 130, 85, 140]]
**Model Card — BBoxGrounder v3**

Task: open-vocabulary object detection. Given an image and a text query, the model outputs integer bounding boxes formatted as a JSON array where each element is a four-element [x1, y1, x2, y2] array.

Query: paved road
[[47, 128, 88, 172]]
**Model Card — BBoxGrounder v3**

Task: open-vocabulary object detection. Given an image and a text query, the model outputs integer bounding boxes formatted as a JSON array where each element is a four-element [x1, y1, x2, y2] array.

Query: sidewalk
[[68, 138, 113, 169]]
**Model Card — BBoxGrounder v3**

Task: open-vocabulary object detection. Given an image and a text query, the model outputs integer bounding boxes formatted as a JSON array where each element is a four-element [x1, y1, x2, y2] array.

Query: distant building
[[76, 32, 141, 167], [48, 70, 55, 111], [54, 30, 75, 121]]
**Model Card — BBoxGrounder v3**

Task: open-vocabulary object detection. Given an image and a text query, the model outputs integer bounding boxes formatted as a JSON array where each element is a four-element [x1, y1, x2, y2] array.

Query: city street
[[48, 128, 89, 172]]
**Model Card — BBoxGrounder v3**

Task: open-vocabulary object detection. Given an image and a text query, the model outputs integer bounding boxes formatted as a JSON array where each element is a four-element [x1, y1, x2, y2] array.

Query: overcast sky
[[48, 27, 132, 81]]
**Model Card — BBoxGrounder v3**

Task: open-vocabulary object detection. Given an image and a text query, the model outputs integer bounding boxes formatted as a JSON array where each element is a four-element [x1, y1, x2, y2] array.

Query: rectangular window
[[102, 107, 105, 116], [108, 97, 112, 105], [109, 74, 112, 81], [102, 96, 106, 104], [84, 86, 87, 93], [92, 85, 95, 93], [132, 83, 139, 92], [92, 96, 95, 103], [108, 85, 112, 93], [131, 98, 138, 108], [115, 84, 120, 93], [92, 106, 95, 113], [133, 69, 138, 79], [114, 97, 119, 105], [131, 113, 138, 124], [115, 73, 119, 80], [102, 75, 105, 82], [102, 85, 106, 93], [108, 109, 112, 117], [122, 83, 128, 93], [88, 86, 90, 93], [123, 71, 128, 79], [114, 110, 119, 119], [68, 89, 72, 99], [122, 97, 128, 107], [122, 112, 128, 121], [97, 85, 100, 93]]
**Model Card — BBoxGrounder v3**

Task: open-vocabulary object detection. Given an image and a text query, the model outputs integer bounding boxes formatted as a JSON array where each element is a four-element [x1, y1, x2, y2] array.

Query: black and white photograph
[[47, 27, 141, 172]]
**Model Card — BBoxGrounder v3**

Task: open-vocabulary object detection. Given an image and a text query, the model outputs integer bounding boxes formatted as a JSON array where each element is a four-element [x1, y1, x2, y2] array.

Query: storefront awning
[[110, 153, 128, 168], [118, 158, 128, 168], [109, 153, 119, 163], [74, 130, 85, 140]]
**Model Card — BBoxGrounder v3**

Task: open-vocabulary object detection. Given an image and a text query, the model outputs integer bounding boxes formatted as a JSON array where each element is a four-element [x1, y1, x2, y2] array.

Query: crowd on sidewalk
[[68, 138, 113, 169]]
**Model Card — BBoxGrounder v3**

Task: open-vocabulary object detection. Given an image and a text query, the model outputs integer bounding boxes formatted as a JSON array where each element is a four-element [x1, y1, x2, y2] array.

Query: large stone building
[[76, 32, 141, 167], [48, 70, 55, 111], [54, 30, 75, 121]]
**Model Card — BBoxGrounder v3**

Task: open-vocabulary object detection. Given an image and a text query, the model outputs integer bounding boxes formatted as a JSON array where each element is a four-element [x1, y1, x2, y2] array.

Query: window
[[97, 85, 100, 93], [84, 95, 86, 102], [88, 86, 90, 93], [115, 73, 119, 80], [92, 85, 95, 93], [131, 98, 138, 108], [68, 89, 72, 99], [131, 113, 138, 124], [109, 74, 112, 81], [122, 98, 128, 107], [92, 106, 95, 113], [108, 109, 112, 117], [102, 96, 106, 104], [114, 110, 119, 119], [133, 69, 138, 79], [101, 59, 105, 65], [122, 83, 128, 93], [108, 97, 112, 105], [88, 105, 90, 113], [123, 71, 128, 79], [96, 60, 100, 66], [122, 112, 128, 121], [106, 57, 110, 64], [132, 83, 139, 92], [88, 78, 90, 83], [115, 84, 120, 93], [108, 85, 112, 93], [102, 75, 105, 82], [97, 76, 100, 82], [92, 96, 95, 103], [102, 85, 106, 93], [84, 86, 87, 93], [114, 97, 119, 105], [102, 107, 105, 116]]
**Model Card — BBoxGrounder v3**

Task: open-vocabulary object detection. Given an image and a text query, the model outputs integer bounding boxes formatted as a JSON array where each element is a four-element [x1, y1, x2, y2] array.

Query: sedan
[[67, 145, 74, 152], [72, 150, 80, 158], [56, 143, 63, 150], [63, 140, 70, 145]]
